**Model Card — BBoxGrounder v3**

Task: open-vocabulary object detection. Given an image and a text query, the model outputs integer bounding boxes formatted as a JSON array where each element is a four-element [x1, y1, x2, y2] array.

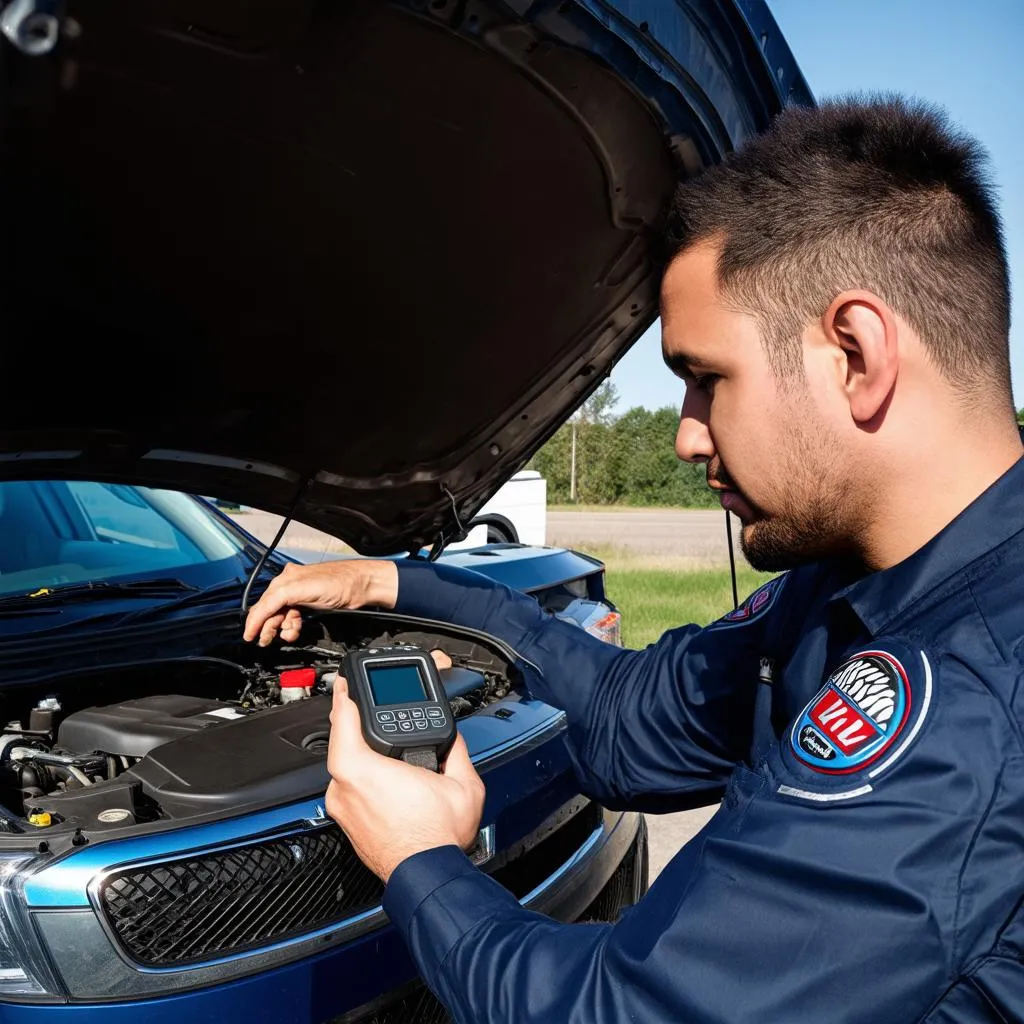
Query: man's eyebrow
[[662, 349, 710, 377]]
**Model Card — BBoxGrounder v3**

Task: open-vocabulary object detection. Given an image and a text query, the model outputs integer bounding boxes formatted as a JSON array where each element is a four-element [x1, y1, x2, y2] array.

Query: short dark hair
[[663, 95, 1011, 399]]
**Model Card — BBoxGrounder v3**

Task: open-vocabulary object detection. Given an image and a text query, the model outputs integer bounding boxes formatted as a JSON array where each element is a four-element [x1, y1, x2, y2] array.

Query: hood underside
[[0, 0, 806, 553]]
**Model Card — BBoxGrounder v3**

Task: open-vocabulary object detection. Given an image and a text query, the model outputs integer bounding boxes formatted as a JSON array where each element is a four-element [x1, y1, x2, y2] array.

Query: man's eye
[[692, 374, 719, 393]]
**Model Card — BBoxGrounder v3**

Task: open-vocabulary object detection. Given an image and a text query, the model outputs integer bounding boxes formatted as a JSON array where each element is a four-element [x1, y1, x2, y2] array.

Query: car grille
[[97, 825, 385, 968], [331, 822, 648, 1024], [97, 801, 619, 970]]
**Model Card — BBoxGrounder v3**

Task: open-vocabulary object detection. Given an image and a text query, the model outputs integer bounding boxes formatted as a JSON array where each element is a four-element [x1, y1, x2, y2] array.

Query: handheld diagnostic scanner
[[341, 645, 456, 771]]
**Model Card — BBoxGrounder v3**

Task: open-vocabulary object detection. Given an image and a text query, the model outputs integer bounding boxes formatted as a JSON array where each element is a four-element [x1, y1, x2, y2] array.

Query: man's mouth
[[707, 465, 756, 520], [706, 468, 737, 497]]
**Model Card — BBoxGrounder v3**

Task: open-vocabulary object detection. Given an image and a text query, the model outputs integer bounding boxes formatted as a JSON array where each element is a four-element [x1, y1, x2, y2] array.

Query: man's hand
[[325, 676, 485, 883], [243, 559, 399, 647]]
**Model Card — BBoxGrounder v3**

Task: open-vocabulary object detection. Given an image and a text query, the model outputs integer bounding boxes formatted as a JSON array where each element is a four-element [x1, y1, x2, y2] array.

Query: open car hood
[[0, 0, 808, 554]]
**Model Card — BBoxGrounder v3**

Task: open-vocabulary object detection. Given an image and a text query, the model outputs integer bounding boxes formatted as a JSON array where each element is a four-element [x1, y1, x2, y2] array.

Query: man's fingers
[[244, 573, 319, 643], [429, 648, 453, 672], [327, 676, 374, 776], [440, 734, 478, 785], [257, 613, 286, 647], [279, 608, 304, 640], [243, 584, 290, 642], [331, 675, 360, 734], [242, 562, 397, 646], [244, 571, 343, 643], [249, 601, 302, 646]]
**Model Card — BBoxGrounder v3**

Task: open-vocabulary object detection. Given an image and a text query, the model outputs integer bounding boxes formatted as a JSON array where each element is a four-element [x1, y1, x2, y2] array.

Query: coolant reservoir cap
[[280, 668, 316, 689], [97, 808, 132, 824]]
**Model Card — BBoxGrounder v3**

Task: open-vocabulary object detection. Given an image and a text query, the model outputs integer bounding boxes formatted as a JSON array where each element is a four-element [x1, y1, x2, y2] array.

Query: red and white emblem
[[791, 651, 911, 774]]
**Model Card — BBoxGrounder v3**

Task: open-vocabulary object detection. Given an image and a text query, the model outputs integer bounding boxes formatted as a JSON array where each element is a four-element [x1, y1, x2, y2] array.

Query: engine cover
[[129, 695, 332, 816], [57, 695, 248, 759]]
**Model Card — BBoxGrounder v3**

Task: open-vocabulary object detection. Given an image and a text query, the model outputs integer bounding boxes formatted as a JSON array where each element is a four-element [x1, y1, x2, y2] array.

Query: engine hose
[[11, 748, 106, 774], [66, 765, 92, 787]]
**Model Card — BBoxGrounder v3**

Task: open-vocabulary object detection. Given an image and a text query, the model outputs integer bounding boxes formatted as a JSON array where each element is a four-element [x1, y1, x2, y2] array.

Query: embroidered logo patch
[[709, 575, 785, 630], [791, 651, 911, 774]]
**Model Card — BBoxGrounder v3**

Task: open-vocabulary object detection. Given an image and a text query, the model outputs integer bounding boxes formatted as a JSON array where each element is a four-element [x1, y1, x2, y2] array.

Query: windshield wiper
[[0, 578, 199, 614], [117, 564, 281, 626]]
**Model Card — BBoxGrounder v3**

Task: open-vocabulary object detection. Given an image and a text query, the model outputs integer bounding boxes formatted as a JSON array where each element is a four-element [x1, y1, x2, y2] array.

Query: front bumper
[[2, 809, 643, 1023]]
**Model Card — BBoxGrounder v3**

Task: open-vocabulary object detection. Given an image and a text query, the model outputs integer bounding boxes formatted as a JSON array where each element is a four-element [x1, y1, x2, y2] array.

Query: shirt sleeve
[[382, 743, 959, 1024], [395, 558, 789, 811]]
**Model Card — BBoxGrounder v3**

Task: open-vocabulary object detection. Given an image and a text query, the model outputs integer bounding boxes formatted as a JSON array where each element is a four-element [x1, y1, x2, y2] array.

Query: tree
[[528, 399, 718, 508], [609, 406, 716, 508], [563, 381, 619, 501], [577, 381, 619, 426], [529, 422, 573, 502]]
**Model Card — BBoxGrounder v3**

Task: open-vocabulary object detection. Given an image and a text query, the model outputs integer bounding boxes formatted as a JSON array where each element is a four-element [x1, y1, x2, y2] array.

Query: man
[[245, 97, 1024, 1021]]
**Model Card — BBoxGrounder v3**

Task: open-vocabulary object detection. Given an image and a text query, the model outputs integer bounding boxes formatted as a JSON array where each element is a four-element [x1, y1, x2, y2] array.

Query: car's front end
[[0, 483, 641, 1022], [1, 698, 644, 1023]]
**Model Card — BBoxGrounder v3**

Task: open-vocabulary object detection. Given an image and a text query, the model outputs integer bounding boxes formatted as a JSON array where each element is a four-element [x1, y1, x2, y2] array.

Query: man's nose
[[675, 390, 715, 464]]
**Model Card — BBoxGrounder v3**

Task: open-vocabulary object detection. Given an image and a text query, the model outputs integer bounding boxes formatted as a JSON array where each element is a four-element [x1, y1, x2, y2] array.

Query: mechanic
[[245, 97, 1024, 1022]]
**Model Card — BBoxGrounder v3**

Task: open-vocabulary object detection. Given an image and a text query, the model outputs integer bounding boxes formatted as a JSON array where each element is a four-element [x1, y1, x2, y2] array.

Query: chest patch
[[791, 651, 911, 774]]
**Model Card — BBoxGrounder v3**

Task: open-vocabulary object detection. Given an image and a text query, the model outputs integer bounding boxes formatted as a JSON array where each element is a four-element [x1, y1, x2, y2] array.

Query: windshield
[[0, 481, 251, 597]]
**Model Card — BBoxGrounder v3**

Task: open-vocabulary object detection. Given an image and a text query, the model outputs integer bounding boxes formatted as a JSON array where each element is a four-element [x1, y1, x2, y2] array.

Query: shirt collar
[[835, 453, 1024, 636]]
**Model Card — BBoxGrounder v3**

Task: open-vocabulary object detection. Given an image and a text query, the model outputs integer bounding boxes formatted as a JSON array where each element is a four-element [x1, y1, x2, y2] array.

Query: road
[[646, 805, 718, 878], [547, 508, 741, 565], [232, 507, 743, 568]]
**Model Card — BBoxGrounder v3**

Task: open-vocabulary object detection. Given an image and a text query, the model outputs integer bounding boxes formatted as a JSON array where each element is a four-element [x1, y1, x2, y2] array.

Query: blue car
[[0, 480, 634, 1021], [0, 0, 806, 1019]]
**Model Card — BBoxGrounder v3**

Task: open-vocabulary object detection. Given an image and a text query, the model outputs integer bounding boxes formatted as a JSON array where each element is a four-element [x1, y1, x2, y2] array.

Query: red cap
[[279, 668, 316, 689]]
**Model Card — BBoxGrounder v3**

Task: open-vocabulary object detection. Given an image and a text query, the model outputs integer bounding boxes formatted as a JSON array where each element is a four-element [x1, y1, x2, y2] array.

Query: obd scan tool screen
[[367, 663, 429, 706]]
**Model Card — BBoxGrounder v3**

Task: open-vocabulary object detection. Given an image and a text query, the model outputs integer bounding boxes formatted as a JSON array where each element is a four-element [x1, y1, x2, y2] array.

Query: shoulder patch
[[708, 574, 786, 630], [790, 648, 931, 776]]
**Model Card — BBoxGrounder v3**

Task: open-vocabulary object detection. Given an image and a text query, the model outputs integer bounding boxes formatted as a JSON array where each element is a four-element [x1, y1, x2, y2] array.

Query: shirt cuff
[[383, 845, 520, 978]]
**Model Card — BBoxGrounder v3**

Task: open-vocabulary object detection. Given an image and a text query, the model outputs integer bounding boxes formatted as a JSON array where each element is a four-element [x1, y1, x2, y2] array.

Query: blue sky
[[608, 0, 1024, 412]]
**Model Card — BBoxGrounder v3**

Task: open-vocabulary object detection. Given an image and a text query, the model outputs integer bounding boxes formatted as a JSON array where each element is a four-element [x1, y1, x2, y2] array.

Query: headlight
[[0, 853, 63, 999], [555, 598, 622, 646], [586, 610, 622, 646]]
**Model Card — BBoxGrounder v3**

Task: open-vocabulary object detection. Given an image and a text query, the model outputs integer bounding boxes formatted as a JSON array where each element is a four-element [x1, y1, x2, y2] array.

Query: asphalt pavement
[[548, 507, 742, 566], [645, 805, 718, 878]]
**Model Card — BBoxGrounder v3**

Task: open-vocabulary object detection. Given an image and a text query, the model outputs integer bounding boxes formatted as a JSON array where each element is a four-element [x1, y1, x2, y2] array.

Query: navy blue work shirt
[[382, 455, 1024, 1022]]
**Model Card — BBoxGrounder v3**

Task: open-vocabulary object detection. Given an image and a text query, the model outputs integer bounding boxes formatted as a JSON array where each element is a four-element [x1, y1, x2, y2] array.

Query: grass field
[[589, 548, 776, 648]]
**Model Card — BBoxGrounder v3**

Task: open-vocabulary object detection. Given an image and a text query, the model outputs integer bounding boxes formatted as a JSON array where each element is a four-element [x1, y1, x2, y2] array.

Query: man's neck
[[856, 422, 1024, 572]]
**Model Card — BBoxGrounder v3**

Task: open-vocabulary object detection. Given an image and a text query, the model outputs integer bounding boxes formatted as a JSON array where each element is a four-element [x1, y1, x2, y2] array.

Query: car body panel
[[433, 545, 604, 596]]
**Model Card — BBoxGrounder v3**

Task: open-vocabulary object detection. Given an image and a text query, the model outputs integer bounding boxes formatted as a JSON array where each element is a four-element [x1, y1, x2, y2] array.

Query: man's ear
[[823, 290, 899, 426]]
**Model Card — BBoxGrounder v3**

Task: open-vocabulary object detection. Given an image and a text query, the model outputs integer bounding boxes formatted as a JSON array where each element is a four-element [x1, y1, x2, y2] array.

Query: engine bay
[[0, 612, 519, 846]]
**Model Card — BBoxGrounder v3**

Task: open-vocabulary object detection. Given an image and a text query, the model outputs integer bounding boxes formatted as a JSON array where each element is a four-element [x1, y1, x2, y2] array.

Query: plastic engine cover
[[57, 695, 247, 758]]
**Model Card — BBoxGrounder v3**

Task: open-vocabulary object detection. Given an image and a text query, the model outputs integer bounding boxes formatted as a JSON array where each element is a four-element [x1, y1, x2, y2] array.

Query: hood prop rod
[[421, 484, 467, 562], [240, 477, 314, 621]]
